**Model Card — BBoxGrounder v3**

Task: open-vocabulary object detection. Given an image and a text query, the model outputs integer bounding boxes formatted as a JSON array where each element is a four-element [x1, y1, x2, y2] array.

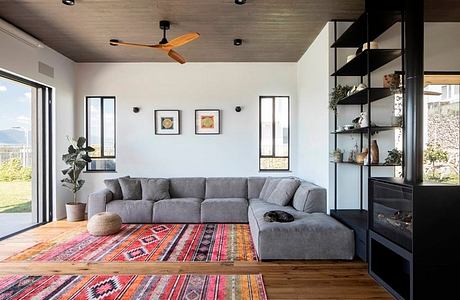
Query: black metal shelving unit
[[330, 2, 404, 262]]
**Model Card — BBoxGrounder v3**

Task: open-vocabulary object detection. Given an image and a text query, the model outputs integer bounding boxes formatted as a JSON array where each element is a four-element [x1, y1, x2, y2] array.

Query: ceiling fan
[[109, 20, 199, 64]]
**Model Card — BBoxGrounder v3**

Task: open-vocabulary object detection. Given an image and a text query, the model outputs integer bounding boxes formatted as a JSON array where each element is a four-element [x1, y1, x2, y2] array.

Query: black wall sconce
[[235, 106, 242, 112], [132, 107, 140, 113]]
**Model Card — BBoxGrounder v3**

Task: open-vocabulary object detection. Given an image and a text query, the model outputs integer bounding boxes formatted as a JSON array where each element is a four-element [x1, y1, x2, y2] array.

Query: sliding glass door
[[0, 71, 52, 239]]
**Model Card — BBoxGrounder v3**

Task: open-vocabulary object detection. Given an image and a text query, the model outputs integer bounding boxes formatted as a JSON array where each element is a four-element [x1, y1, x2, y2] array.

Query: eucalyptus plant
[[61, 136, 95, 204], [329, 85, 352, 112]]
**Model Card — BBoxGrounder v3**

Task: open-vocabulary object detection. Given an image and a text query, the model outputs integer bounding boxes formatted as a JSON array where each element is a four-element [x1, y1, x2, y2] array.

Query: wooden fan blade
[[109, 39, 156, 49], [168, 49, 186, 64], [166, 32, 200, 48]]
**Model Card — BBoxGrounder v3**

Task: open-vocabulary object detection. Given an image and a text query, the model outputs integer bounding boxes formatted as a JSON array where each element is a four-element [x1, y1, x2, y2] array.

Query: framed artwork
[[154, 110, 180, 135], [195, 109, 221, 135]]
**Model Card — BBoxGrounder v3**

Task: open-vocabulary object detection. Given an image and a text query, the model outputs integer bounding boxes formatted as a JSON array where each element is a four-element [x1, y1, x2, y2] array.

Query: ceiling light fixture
[[235, 0, 246, 5], [62, 0, 75, 6], [234, 39, 243, 46]]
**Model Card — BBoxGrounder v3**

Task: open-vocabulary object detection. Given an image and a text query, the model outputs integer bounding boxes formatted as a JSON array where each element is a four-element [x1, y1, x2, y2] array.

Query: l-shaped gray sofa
[[88, 177, 354, 260]]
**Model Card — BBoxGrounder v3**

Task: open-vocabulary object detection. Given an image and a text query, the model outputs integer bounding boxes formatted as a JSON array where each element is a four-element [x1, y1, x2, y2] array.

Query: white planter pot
[[66, 203, 86, 222]]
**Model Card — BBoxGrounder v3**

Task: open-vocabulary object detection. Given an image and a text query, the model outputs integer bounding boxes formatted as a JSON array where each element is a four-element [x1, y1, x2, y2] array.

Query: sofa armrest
[[88, 189, 113, 219], [292, 181, 327, 213]]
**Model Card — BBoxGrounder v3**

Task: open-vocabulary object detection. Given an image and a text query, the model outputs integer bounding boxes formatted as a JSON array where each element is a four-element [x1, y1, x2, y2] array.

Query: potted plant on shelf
[[61, 136, 95, 222], [329, 85, 352, 113], [384, 148, 403, 166], [331, 149, 344, 163]]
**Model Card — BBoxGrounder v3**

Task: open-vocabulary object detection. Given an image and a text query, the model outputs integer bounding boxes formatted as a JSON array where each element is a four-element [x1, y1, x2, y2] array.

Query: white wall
[[296, 23, 332, 210], [0, 30, 75, 220], [76, 63, 297, 202]]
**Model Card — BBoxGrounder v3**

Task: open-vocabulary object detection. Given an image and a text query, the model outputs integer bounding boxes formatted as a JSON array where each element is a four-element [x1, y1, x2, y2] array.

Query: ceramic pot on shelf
[[371, 140, 380, 164]]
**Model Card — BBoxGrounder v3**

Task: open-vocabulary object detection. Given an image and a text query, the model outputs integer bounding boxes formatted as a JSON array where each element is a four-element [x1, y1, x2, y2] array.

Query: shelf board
[[338, 88, 393, 105], [331, 49, 402, 77], [331, 125, 401, 134], [331, 11, 401, 48], [330, 161, 401, 167]]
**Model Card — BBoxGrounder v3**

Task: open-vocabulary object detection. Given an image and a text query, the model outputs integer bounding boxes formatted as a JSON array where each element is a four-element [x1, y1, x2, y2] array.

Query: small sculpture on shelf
[[358, 112, 369, 128], [356, 148, 368, 164], [384, 148, 403, 165], [329, 85, 352, 112], [383, 72, 402, 94]]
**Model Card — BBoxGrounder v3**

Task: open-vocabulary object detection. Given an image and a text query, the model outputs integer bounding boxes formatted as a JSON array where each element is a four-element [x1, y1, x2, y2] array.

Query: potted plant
[[330, 149, 344, 163], [329, 85, 352, 113], [384, 148, 403, 166], [61, 136, 95, 221]]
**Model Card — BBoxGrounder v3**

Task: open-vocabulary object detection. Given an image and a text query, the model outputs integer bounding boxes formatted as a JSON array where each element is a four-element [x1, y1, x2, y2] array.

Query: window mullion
[[100, 97, 105, 158], [272, 97, 276, 157]]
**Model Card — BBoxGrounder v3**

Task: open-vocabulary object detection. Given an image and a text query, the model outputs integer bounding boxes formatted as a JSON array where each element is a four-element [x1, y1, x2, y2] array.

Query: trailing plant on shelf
[[61, 136, 95, 221], [329, 85, 352, 112], [384, 148, 403, 166]]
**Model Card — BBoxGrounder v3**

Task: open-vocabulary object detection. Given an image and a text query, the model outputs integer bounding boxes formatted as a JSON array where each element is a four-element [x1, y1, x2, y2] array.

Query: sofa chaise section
[[248, 199, 354, 260]]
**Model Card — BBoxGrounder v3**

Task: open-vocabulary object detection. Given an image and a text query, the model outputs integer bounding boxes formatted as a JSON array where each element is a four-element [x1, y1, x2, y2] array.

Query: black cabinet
[[369, 177, 460, 300]]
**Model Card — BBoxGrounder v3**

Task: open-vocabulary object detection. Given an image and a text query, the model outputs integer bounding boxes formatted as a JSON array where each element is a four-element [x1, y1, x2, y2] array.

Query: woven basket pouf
[[87, 212, 122, 236]]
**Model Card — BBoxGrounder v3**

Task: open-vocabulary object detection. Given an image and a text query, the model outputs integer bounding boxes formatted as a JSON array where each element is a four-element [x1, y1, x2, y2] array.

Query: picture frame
[[154, 110, 181, 135], [195, 109, 221, 135]]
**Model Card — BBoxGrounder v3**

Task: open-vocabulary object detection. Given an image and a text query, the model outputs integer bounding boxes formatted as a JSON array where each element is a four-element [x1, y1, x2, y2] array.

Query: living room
[[0, 1, 459, 299]]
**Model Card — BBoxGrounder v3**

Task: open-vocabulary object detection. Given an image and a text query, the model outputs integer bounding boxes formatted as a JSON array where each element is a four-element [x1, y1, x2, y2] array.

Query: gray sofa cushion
[[293, 181, 327, 213], [205, 177, 248, 198], [106, 200, 153, 223], [201, 198, 248, 223], [104, 176, 129, 200], [248, 199, 354, 260], [119, 178, 142, 200], [153, 198, 202, 223], [248, 177, 267, 199], [169, 177, 206, 199], [266, 178, 301, 206], [141, 178, 170, 201], [259, 178, 282, 200]]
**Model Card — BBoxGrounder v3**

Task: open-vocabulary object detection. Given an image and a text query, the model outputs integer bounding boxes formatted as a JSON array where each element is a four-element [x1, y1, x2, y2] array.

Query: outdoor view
[[0, 77, 35, 237], [423, 82, 460, 184]]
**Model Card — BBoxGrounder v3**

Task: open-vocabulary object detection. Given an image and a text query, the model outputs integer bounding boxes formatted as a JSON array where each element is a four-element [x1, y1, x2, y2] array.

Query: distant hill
[[0, 129, 27, 145]]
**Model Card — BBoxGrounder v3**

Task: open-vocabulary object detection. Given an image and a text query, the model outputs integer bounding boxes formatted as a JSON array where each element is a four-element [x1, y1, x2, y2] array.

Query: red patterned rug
[[6, 224, 258, 262], [0, 274, 267, 300]]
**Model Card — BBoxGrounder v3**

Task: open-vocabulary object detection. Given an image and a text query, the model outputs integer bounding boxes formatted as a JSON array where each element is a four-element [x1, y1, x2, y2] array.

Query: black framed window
[[85, 96, 116, 172], [259, 96, 290, 171]]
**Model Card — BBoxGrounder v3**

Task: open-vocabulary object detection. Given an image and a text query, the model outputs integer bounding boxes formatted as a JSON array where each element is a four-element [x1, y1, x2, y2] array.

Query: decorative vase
[[66, 202, 86, 222], [371, 140, 379, 164]]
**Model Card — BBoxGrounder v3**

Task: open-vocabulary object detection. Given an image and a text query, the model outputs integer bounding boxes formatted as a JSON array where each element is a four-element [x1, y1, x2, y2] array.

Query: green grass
[[0, 181, 31, 213]]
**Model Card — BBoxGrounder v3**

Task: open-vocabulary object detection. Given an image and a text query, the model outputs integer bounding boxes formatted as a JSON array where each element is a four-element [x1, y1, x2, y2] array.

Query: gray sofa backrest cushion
[[293, 181, 327, 213], [170, 177, 206, 198], [119, 177, 142, 200], [140, 178, 170, 201], [266, 178, 301, 206], [104, 176, 129, 200], [205, 177, 248, 198], [259, 177, 283, 200], [248, 177, 267, 199]]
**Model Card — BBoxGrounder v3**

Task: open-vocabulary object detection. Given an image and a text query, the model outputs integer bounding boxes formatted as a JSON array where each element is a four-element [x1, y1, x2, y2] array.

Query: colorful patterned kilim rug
[[0, 274, 267, 300], [6, 224, 258, 262]]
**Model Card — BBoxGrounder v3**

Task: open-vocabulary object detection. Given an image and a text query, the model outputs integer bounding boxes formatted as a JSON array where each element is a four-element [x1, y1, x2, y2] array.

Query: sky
[[0, 77, 32, 131]]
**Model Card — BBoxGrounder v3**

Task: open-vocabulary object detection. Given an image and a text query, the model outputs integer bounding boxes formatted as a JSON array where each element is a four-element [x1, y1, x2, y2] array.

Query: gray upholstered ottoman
[[248, 199, 355, 260]]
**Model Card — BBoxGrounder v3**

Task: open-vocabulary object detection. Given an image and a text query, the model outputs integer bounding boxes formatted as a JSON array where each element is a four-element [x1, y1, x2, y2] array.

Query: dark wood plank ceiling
[[0, 0, 458, 63]]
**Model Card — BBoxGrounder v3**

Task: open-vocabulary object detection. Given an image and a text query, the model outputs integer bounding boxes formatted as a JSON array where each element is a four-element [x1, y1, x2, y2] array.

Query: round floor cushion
[[87, 212, 122, 236]]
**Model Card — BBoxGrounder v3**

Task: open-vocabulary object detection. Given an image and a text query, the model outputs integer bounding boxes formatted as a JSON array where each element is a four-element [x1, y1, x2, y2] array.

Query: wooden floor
[[0, 221, 393, 299]]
